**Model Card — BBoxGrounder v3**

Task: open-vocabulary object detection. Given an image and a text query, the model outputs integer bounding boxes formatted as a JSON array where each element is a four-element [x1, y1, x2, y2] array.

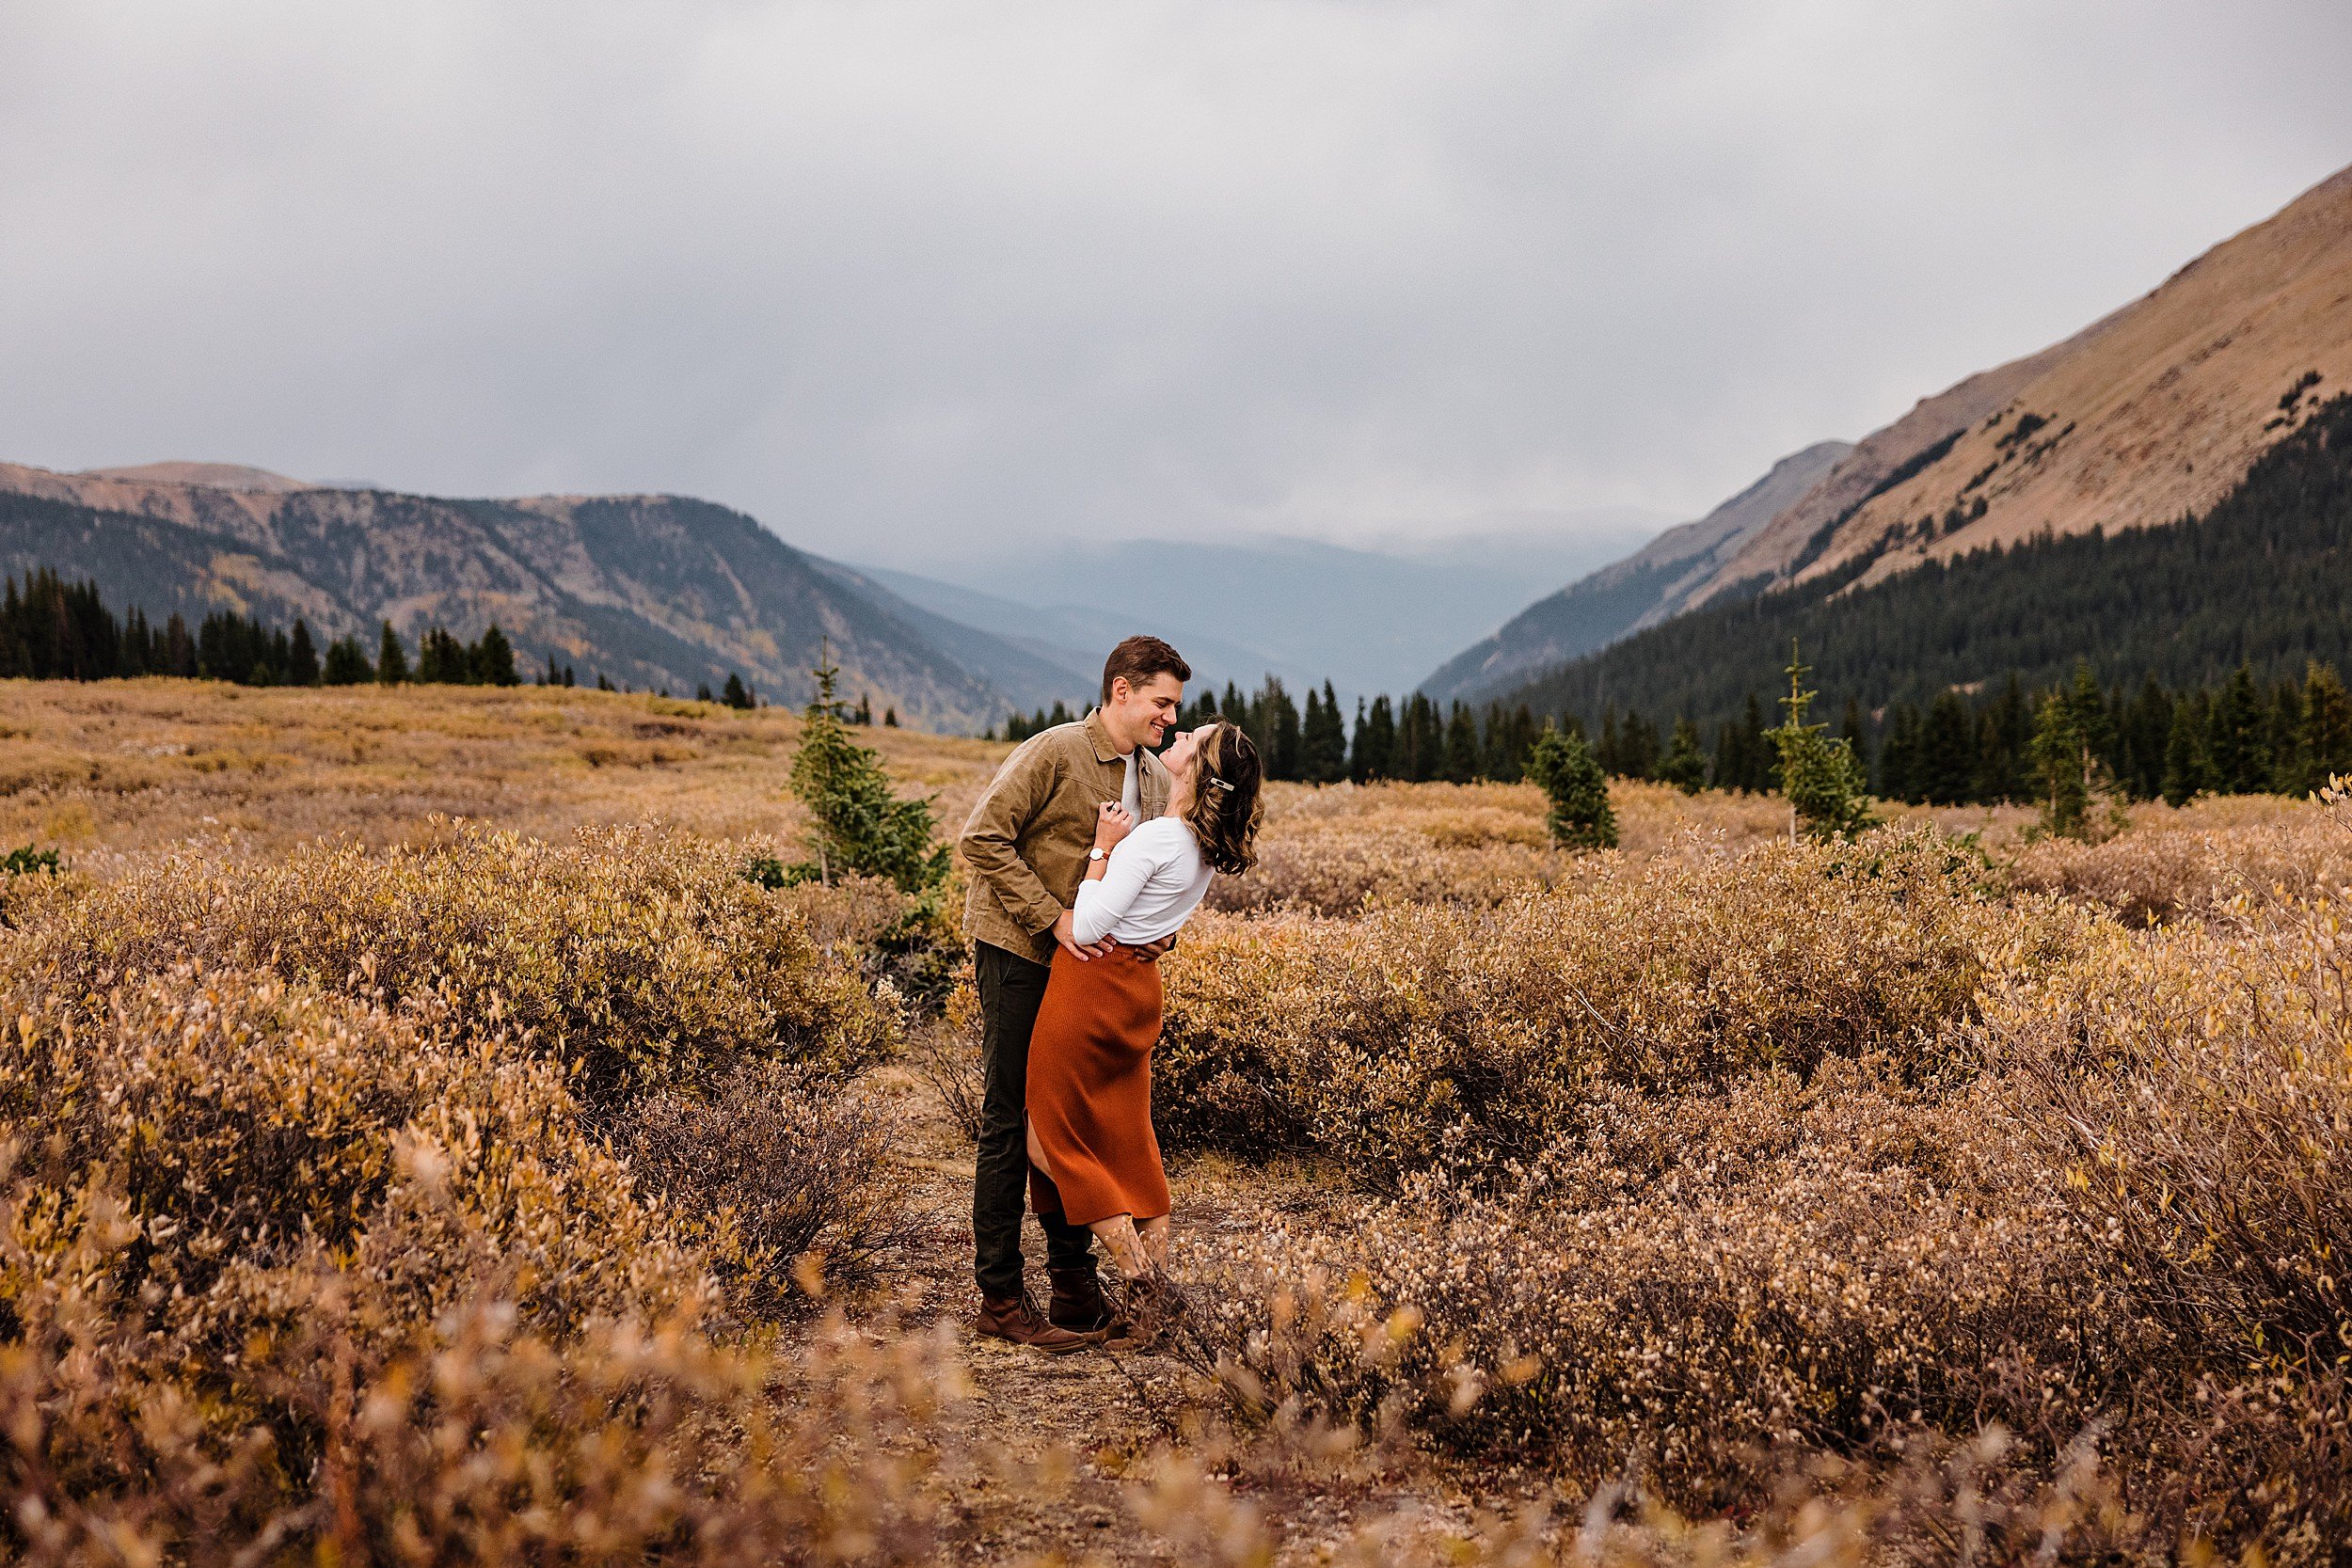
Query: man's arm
[[956, 741, 1067, 939]]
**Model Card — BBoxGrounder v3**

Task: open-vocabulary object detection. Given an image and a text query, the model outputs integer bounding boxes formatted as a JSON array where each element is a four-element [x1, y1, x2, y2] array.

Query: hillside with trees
[[1483, 392, 2352, 797], [0, 463, 1057, 730], [1672, 160, 2352, 613]]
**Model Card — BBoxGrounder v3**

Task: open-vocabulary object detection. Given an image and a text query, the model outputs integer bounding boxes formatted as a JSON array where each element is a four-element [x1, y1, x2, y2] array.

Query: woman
[[1025, 718, 1263, 1345]]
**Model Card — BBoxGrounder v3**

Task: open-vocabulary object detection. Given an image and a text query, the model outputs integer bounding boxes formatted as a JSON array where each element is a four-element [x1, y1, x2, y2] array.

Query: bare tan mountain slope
[[79, 462, 311, 493], [1687, 161, 2352, 607]]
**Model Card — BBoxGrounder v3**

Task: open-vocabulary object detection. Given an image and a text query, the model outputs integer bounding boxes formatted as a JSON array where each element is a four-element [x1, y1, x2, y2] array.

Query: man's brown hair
[[1100, 634, 1191, 704]]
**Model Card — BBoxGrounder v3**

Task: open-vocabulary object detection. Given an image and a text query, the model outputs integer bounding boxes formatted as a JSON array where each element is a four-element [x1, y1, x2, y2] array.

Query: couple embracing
[[957, 635, 1264, 1352]]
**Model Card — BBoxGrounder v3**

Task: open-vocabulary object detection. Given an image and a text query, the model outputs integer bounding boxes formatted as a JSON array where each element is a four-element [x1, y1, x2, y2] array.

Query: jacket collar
[[1087, 706, 1167, 775]]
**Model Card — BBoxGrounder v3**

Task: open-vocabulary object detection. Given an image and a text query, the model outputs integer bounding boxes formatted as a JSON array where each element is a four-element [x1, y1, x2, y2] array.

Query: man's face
[[1105, 672, 1184, 751]]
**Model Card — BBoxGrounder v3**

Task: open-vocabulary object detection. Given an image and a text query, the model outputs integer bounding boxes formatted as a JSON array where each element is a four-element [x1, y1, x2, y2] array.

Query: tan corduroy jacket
[[958, 709, 1172, 966]]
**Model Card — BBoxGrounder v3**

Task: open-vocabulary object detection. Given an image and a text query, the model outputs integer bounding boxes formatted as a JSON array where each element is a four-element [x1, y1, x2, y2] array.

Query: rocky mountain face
[[1427, 160, 2352, 710], [0, 463, 1051, 731], [1683, 160, 2352, 608], [1420, 440, 1850, 703]]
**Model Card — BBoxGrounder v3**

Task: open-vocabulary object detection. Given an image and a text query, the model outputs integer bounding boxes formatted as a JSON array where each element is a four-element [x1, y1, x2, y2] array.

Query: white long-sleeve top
[[1071, 816, 1214, 946]]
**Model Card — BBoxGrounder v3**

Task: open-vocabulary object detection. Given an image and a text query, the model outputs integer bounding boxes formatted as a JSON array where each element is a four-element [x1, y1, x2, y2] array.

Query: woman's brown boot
[[1049, 1266, 1116, 1336]]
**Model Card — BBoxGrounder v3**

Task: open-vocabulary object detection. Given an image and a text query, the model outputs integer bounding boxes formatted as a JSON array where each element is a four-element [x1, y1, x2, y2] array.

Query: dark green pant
[[973, 941, 1097, 1298]]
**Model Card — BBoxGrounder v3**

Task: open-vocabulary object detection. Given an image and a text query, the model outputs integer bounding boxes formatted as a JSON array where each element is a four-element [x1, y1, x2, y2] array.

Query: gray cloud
[[4, 0, 2348, 567]]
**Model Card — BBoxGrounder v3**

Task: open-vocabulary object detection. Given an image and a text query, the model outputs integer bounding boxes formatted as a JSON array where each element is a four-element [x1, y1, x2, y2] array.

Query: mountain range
[[0, 461, 1049, 730], [1450, 159, 2352, 733], [0, 456, 1665, 730]]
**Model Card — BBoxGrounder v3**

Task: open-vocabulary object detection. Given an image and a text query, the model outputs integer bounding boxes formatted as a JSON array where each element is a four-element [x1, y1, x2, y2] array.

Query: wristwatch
[[1089, 847, 1107, 862]]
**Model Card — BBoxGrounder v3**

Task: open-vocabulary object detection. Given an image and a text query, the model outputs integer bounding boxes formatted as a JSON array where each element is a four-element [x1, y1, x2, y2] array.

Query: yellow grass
[[8, 677, 2352, 1562], [0, 676, 1006, 861]]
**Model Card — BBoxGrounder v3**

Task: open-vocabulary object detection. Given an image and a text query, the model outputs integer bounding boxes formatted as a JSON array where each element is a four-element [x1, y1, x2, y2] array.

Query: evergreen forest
[[0, 567, 520, 689], [1491, 391, 2352, 754]]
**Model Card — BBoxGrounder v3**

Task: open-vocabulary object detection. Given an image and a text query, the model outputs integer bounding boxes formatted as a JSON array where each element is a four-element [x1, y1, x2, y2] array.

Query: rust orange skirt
[[1025, 942, 1170, 1227]]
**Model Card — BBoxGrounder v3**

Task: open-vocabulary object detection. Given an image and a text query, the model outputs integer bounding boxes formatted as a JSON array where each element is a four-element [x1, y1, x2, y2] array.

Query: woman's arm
[[1073, 826, 1167, 945]]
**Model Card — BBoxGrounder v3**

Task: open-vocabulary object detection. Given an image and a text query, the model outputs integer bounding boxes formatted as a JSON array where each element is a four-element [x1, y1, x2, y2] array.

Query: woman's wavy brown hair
[[1181, 719, 1263, 875]]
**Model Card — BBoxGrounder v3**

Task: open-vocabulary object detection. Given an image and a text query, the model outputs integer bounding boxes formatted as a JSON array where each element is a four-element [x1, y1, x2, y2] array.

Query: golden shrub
[[1181, 1060, 2131, 1503], [2, 1272, 975, 1567], [15, 820, 893, 1103], [2000, 803, 2352, 926], [1170, 800, 2352, 1557], [0, 935, 967, 1562], [1159, 825, 2081, 1180], [627, 1060, 927, 1319]]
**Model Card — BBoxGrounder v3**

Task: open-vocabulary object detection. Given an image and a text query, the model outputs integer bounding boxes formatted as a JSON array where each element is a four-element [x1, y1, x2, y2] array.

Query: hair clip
[[1207, 777, 1235, 793]]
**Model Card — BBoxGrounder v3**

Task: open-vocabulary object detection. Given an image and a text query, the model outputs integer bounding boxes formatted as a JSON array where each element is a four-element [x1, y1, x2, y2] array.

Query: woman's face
[[1161, 726, 1205, 784]]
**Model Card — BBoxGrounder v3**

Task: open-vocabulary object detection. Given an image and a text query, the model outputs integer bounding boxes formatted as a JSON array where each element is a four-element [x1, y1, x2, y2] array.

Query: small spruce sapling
[[1527, 722, 1616, 850], [784, 646, 950, 895], [1765, 642, 1874, 841]]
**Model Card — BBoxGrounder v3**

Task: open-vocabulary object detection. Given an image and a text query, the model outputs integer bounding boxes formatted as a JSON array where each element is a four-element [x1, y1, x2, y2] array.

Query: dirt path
[[866, 1062, 1542, 1564]]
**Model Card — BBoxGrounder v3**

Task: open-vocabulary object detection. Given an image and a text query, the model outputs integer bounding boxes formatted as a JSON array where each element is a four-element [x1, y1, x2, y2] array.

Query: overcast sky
[[4, 1, 2348, 569]]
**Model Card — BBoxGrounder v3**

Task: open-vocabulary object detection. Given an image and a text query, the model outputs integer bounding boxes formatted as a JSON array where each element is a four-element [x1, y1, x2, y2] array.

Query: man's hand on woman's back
[[1054, 909, 1115, 962]]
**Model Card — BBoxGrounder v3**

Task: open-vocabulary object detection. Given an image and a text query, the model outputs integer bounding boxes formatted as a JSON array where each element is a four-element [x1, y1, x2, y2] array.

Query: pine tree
[[722, 672, 752, 709], [1527, 723, 1615, 849], [1974, 675, 2032, 803], [1710, 716, 1746, 794], [1765, 642, 1873, 840], [2160, 697, 2207, 808], [374, 623, 408, 685], [1877, 703, 1920, 802], [787, 648, 950, 894], [1622, 712, 1661, 780], [1262, 678, 1302, 782], [1597, 706, 1624, 777], [322, 635, 373, 685], [472, 625, 519, 686], [1657, 717, 1708, 794], [1484, 703, 1537, 782], [287, 620, 320, 686], [1837, 698, 1871, 783], [1441, 702, 1481, 784], [1219, 683, 1248, 729], [1353, 695, 1395, 782], [1299, 681, 1347, 784], [1723, 693, 1772, 792], [1920, 689, 1976, 805], [1396, 694, 1440, 782], [2031, 660, 2124, 840], [2265, 677, 2306, 794], [2206, 662, 2266, 795], [2120, 676, 2172, 800], [2296, 660, 2352, 795]]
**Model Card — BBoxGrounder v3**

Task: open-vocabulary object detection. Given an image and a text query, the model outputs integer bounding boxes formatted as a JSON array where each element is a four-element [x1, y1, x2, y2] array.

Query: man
[[958, 634, 1190, 1351]]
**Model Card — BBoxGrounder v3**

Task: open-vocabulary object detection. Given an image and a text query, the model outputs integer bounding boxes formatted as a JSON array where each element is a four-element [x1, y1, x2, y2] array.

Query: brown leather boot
[[976, 1289, 1099, 1354], [1048, 1266, 1114, 1334]]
